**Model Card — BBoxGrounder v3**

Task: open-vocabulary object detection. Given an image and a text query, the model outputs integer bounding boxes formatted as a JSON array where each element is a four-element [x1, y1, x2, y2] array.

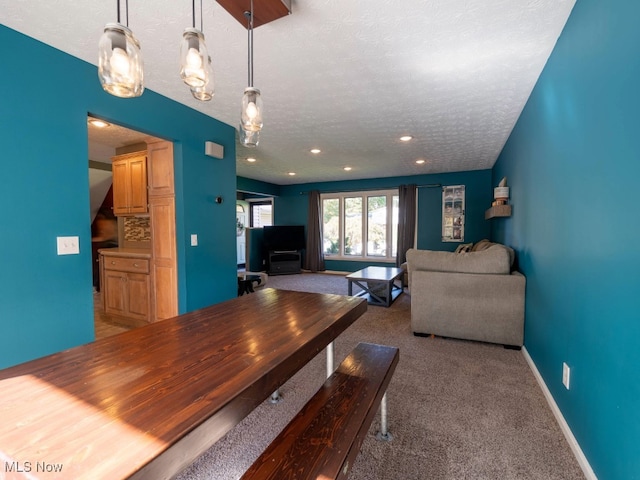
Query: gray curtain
[[396, 184, 417, 266], [304, 190, 326, 272]]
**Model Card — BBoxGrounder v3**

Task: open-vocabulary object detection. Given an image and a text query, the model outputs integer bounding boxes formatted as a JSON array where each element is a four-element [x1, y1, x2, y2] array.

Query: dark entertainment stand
[[268, 250, 301, 275]]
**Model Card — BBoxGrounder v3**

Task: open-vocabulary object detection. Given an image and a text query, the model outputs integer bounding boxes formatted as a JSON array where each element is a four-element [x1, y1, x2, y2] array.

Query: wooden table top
[[346, 266, 405, 282], [0, 288, 367, 479]]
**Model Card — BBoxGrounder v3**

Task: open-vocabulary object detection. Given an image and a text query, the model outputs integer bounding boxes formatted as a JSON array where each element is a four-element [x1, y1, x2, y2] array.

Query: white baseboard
[[522, 347, 597, 480]]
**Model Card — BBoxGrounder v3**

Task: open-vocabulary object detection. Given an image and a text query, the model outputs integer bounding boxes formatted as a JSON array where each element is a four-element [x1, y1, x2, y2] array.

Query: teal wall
[[277, 171, 492, 272], [237, 176, 280, 197], [491, 1, 640, 478], [0, 26, 237, 369]]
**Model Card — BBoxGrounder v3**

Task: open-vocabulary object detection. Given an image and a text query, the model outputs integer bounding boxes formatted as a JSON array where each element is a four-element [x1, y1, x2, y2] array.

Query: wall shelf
[[485, 204, 512, 219]]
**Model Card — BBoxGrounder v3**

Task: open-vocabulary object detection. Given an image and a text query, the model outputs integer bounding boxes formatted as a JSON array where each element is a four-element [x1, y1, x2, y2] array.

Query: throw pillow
[[471, 239, 494, 252], [455, 243, 473, 253]]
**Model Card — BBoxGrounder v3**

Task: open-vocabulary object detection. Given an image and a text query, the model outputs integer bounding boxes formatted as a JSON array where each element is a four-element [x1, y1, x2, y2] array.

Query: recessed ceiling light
[[310, 148, 321, 154], [343, 166, 352, 171], [400, 135, 413, 142], [416, 159, 426, 164], [247, 157, 257, 163], [288, 172, 296, 176], [89, 119, 110, 128]]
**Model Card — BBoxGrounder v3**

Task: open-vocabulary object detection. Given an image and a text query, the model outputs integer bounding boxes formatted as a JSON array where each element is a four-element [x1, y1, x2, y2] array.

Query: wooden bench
[[241, 342, 400, 480]]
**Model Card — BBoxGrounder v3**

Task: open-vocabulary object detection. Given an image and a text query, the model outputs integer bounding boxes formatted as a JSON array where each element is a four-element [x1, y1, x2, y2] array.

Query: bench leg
[[326, 341, 334, 378], [375, 393, 393, 442]]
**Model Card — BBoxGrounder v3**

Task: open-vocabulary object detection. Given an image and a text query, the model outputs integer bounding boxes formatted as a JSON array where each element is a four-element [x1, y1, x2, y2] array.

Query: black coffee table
[[346, 266, 405, 307]]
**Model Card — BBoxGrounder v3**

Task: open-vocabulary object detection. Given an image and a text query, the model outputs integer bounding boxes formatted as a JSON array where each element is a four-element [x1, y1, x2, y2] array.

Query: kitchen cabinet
[[112, 151, 148, 216], [100, 250, 152, 324], [147, 140, 178, 321]]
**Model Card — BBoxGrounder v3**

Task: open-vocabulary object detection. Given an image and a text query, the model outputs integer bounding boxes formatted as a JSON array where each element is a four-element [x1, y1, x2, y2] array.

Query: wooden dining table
[[0, 288, 367, 479]]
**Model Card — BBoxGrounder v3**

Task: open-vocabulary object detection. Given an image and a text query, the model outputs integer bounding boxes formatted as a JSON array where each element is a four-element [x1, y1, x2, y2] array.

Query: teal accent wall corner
[[0, 26, 237, 369], [491, 1, 640, 478]]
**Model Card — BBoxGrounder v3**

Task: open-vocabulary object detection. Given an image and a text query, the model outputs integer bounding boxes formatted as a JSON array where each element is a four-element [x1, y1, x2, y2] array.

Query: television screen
[[263, 225, 305, 252]]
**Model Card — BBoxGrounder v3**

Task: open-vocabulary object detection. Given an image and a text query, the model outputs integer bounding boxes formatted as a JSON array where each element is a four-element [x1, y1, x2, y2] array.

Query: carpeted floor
[[175, 272, 585, 480]]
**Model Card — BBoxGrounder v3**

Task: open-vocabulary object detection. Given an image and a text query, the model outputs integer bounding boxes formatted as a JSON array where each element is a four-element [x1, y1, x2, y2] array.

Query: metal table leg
[[375, 392, 393, 441], [326, 341, 334, 378]]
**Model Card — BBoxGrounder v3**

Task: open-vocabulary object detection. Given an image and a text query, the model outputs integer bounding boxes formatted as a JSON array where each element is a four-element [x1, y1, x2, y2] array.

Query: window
[[322, 190, 399, 261], [250, 201, 273, 228]]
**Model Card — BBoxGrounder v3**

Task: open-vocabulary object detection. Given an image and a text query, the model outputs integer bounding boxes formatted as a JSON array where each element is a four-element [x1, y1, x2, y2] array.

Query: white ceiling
[[1, 0, 575, 185]]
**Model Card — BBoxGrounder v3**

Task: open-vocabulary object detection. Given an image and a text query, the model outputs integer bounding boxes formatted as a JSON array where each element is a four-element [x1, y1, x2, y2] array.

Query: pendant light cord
[[191, 0, 204, 31], [247, 0, 254, 87], [116, 0, 130, 26]]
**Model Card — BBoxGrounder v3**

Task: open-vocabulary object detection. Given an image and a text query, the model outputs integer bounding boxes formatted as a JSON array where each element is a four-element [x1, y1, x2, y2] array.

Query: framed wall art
[[442, 185, 465, 242]]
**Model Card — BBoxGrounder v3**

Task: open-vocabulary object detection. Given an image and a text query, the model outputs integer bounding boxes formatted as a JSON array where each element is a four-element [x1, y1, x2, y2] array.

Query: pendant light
[[180, 0, 210, 89], [98, 0, 144, 98], [191, 55, 215, 101], [239, 127, 260, 148], [240, 0, 263, 148]]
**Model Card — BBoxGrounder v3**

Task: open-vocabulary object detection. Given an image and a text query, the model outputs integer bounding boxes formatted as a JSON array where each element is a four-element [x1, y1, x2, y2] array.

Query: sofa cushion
[[406, 245, 511, 275]]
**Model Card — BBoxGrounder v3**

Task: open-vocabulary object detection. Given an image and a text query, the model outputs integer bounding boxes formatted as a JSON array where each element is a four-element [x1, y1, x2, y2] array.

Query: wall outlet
[[562, 362, 571, 390], [190, 234, 198, 246], [57, 236, 80, 255]]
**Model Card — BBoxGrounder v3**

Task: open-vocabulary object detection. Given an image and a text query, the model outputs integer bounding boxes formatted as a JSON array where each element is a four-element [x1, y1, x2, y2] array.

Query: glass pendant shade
[[98, 23, 144, 98], [190, 56, 214, 101], [180, 28, 209, 88], [241, 87, 263, 133], [239, 125, 260, 148]]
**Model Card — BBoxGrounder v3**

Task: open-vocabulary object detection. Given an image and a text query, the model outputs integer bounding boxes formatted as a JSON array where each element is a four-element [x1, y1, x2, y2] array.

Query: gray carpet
[[175, 273, 585, 480]]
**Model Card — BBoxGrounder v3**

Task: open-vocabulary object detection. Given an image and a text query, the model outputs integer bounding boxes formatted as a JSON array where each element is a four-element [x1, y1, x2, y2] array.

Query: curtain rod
[[299, 184, 441, 195]]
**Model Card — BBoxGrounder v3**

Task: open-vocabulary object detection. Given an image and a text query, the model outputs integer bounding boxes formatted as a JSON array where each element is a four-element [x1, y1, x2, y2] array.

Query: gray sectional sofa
[[406, 240, 525, 348]]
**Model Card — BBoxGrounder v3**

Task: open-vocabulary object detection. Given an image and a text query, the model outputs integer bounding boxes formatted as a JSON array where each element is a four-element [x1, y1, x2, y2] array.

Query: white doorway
[[236, 202, 248, 266]]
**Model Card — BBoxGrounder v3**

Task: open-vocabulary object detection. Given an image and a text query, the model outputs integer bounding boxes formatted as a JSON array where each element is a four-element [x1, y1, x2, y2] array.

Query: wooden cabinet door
[[126, 273, 150, 322], [150, 196, 178, 321], [147, 140, 174, 197], [111, 152, 148, 216], [128, 154, 148, 213], [111, 159, 130, 215], [104, 270, 127, 316]]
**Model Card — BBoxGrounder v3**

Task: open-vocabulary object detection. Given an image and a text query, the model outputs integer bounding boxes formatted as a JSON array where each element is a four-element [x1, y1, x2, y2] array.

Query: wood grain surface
[[241, 342, 399, 480], [0, 288, 366, 479]]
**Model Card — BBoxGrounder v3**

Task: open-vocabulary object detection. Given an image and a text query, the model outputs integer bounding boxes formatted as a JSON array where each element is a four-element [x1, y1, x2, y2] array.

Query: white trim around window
[[321, 189, 399, 262]]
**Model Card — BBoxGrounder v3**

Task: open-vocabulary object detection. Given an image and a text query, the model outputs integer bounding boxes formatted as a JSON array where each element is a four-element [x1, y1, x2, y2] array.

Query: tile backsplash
[[124, 216, 151, 243]]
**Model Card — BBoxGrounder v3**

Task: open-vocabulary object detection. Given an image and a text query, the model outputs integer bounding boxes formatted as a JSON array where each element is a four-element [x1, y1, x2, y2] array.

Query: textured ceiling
[[1, 0, 575, 185]]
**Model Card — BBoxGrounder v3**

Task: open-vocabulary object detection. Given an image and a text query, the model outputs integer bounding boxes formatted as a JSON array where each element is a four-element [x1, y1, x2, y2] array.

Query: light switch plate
[[562, 362, 571, 390], [57, 236, 80, 255], [190, 234, 198, 246]]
